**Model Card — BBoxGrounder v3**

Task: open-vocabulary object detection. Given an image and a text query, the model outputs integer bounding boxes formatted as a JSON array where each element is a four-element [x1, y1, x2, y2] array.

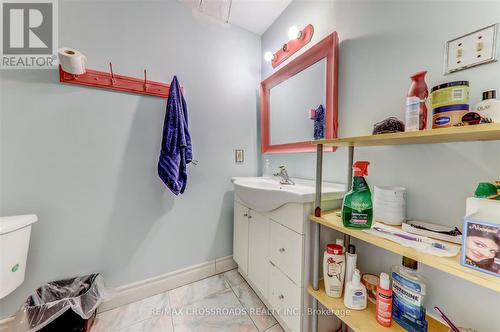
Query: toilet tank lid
[[0, 214, 38, 235]]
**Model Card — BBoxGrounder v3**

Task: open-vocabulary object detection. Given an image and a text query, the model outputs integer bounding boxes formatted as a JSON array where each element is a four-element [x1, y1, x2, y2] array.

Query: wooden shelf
[[308, 281, 448, 332], [312, 123, 500, 147], [310, 210, 500, 292]]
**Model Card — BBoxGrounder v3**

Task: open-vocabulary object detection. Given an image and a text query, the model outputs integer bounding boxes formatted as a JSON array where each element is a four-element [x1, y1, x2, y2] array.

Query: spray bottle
[[405, 71, 428, 131], [342, 161, 373, 228], [342, 161, 373, 229]]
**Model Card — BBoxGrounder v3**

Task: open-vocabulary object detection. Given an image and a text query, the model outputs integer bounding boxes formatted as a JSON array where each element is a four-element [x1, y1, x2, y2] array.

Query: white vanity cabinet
[[233, 201, 249, 275], [233, 195, 342, 332], [248, 211, 270, 298]]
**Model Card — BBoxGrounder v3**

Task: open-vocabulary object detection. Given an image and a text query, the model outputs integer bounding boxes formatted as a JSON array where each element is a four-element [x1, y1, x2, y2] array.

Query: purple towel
[[158, 76, 192, 195]]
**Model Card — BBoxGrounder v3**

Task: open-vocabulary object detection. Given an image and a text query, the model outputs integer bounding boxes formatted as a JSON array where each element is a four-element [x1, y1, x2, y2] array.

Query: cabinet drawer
[[269, 221, 303, 285], [264, 203, 306, 234], [269, 263, 302, 332]]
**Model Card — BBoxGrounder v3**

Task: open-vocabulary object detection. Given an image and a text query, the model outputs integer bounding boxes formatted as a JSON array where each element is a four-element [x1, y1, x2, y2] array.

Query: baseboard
[[0, 256, 237, 331], [98, 255, 236, 313], [215, 255, 238, 273]]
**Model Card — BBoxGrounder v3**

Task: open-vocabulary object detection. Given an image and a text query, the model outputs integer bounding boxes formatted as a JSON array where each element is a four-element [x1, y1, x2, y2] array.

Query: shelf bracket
[[312, 143, 323, 332], [346, 146, 354, 190], [344, 145, 354, 254]]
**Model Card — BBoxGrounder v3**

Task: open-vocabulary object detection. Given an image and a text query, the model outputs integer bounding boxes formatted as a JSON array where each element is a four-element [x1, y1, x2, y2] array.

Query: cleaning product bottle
[[376, 272, 393, 327], [343, 269, 367, 310], [405, 71, 428, 131], [391, 257, 428, 332], [323, 244, 345, 298], [342, 161, 373, 229]]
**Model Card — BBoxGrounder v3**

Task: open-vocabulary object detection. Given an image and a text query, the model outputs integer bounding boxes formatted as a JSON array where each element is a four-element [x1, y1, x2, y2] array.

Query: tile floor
[[91, 269, 284, 332]]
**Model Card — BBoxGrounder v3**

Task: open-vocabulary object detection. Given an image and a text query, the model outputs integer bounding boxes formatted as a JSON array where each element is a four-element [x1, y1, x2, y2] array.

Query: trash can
[[12, 274, 109, 332]]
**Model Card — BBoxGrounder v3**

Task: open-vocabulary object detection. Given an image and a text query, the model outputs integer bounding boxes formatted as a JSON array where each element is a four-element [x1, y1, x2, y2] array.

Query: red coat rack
[[59, 63, 170, 98]]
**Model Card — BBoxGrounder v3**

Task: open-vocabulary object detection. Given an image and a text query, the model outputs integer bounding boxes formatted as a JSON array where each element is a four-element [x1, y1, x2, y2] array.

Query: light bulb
[[264, 51, 274, 62], [288, 25, 301, 40]]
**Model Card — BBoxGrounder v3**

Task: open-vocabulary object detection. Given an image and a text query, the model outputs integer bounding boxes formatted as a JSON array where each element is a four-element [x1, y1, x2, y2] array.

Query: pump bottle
[[343, 269, 367, 310]]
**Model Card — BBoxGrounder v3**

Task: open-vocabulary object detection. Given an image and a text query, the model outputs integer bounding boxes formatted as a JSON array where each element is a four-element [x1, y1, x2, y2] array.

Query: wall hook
[[58, 62, 173, 98], [109, 62, 116, 85]]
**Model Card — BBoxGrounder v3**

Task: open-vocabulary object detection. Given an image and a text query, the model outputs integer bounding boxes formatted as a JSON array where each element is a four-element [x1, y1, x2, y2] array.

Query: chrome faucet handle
[[273, 165, 295, 185]]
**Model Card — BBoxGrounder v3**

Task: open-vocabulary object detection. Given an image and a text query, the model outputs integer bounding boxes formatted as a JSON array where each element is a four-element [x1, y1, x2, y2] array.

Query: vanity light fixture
[[264, 51, 275, 62], [288, 26, 302, 40], [264, 24, 314, 68]]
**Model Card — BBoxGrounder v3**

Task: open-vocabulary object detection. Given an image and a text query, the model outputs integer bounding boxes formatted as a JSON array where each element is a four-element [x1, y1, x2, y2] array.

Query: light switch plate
[[444, 24, 498, 74], [235, 149, 244, 164]]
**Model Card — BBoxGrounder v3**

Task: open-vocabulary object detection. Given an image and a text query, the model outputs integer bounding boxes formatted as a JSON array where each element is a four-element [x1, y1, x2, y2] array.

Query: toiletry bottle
[[391, 257, 428, 332], [343, 269, 367, 310], [473, 90, 500, 123], [405, 71, 428, 131], [345, 244, 357, 284], [336, 238, 345, 252], [323, 244, 345, 298], [376, 272, 393, 327], [263, 158, 271, 178], [342, 161, 373, 229]]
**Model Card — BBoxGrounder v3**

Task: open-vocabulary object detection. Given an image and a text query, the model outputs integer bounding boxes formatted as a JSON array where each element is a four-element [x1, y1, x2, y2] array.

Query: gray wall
[[262, 0, 500, 330], [0, 0, 260, 318]]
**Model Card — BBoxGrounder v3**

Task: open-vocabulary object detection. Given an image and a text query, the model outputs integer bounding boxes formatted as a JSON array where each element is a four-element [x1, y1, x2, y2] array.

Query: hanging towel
[[158, 76, 192, 195]]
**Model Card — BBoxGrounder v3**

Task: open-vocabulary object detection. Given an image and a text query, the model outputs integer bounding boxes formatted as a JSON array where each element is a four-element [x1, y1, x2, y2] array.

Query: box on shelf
[[462, 198, 500, 277]]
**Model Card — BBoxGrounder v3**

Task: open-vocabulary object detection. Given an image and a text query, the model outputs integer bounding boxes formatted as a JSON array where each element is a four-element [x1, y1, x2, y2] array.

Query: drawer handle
[[279, 248, 285, 252], [248, 215, 252, 219], [278, 294, 285, 300], [243, 213, 248, 217]]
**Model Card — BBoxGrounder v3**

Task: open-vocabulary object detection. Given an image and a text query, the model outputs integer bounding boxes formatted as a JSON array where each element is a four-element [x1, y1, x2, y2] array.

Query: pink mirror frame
[[260, 32, 339, 153]]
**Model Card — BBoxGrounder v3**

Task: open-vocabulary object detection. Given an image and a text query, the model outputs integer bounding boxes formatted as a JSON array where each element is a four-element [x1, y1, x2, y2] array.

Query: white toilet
[[0, 214, 38, 299]]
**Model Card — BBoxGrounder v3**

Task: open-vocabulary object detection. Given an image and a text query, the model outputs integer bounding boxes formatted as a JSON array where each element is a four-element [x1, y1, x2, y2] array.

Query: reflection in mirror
[[269, 59, 326, 145]]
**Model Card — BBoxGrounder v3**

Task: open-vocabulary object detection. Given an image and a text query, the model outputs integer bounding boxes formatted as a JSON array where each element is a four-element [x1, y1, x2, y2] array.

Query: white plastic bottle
[[323, 244, 345, 298], [345, 244, 357, 284], [335, 238, 344, 251], [263, 158, 272, 177], [473, 90, 500, 123], [343, 269, 367, 310]]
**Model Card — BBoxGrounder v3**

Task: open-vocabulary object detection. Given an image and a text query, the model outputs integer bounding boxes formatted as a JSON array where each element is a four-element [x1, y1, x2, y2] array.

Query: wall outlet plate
[[235, 149, 244, 164], [444, 23, 498, 74]]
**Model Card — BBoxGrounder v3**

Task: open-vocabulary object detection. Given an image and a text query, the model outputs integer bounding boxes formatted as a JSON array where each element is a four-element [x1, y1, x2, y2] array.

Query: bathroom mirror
[[269, 59, 326, 145], [261, 32, 339, 153]]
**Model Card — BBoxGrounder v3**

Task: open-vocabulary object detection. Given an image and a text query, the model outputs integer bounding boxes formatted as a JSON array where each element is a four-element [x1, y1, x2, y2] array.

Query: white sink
[[232, 177, 345, 212]]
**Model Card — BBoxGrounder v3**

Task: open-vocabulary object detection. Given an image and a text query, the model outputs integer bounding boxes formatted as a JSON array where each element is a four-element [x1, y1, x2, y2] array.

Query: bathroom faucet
[[274, 165, 295, 185]]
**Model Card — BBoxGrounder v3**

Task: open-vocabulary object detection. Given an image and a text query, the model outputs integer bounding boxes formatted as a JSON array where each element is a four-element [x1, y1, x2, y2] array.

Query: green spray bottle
[[342, 161, 373, 229]]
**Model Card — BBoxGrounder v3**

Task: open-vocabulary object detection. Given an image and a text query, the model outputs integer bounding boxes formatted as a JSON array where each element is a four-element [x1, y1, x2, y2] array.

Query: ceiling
[[179, 0, 292, 35]]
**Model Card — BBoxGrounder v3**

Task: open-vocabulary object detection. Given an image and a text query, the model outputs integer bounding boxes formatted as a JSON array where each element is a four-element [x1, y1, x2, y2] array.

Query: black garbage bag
[[12, 274, 110, 332]]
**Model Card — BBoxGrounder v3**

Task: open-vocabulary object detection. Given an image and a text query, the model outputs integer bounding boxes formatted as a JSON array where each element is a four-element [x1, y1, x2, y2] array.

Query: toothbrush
[[435, 306, 460, 332], [372, 226, 447, 250]]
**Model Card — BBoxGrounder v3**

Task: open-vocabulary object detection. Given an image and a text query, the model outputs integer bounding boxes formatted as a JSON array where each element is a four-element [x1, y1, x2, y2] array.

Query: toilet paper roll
[[58, 47, 87, 75]]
